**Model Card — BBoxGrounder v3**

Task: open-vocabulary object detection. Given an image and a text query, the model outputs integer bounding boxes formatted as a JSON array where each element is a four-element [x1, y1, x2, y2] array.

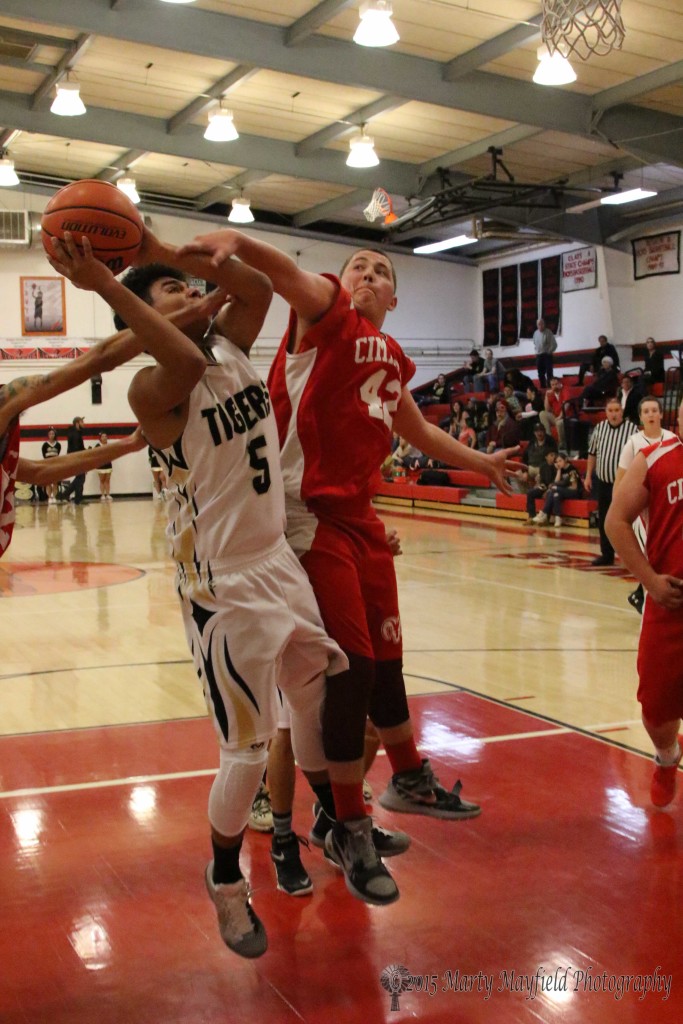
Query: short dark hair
[[339, 248, 397, 291], [113, 264, 187, 330], [638, 395, 662, 416]]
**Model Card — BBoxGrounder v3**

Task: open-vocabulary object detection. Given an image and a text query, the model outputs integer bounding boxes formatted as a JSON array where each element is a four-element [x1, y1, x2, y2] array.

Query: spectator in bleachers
[[642, 337, 665, 385], [503, 367, 535, 398], [581, 356, 619, 407], [578, 334, 620, 385], [473, 348, 505, 392], [520, 384, 544, 440], [418, 372, 450, 406], [540, 376, 566, 449], [457, 349, 485, 391], [532, 317, 557, 389], [439, 398, 466, 431], [530, 451, 584, 527], [618, 373, 644, 426], [519, 423, 558, 485], [523, 449, 557, 524], [485, 399, 522, 453], [392, 437, 427, 472]]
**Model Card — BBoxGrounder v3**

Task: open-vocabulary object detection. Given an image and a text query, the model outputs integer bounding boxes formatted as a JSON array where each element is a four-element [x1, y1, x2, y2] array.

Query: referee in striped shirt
[[585, 397, 638, 565]]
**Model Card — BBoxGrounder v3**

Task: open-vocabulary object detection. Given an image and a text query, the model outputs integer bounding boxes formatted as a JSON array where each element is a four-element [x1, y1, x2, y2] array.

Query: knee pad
[[322, 652, 373, 762], [207, 744, 269, 838], [369, 658, 409, 729]]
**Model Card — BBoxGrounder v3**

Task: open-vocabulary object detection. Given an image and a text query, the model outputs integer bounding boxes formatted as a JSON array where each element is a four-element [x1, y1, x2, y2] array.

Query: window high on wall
[[483, 256, 561, 347]]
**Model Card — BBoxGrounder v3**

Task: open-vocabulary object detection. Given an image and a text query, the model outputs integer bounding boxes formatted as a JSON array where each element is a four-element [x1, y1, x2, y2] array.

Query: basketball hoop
[[363, 187, 398, 225], [541, 0, 625, 60]]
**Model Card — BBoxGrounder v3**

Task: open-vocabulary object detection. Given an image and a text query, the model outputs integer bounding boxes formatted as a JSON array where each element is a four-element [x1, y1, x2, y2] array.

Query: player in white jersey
[[105, 232, 347, 959], [615, 396, 675, 614]]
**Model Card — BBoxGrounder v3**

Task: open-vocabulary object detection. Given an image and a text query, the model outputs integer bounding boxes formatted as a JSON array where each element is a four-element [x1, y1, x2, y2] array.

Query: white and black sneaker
[[324, 817, 399, 906], [204, 863, 267, 958], [379, 758, 481, 820], [270, 833, 313, 897], [310, 802, 410, 857]]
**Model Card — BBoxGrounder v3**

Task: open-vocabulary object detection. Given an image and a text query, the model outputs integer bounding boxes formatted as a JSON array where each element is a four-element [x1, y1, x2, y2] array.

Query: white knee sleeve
[[207, 745, 268, 838]]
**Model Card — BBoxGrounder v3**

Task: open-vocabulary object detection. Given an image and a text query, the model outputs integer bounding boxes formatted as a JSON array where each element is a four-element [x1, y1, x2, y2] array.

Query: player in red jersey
[[179, 233, 519, 905], [606, 399, 683, 808]]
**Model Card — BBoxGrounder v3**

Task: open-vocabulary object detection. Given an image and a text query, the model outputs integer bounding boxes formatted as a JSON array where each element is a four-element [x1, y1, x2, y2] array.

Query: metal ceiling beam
[[0, 0, 592, 134], [293, 188, 370, 227], [285, 0, 357, 46], [597, 105, 683, 169], [96, 148, 148, 182], [196, 169, 271, 210], [442, 15, 542, 81], [0, 56, 52, 74], [418, 125, 544, 179], [167, 65, 258, 134], [296, 96, 403, 156], [592, 59, 683, 113], [0, 25, 70, 49], [31, 32, 94, 110], [0, 87, 422, 196]]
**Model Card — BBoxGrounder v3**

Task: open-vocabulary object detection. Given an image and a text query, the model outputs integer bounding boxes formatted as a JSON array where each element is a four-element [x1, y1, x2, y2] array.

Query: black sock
[[211, 838, 242, 885], [311, 781, 336, 821]]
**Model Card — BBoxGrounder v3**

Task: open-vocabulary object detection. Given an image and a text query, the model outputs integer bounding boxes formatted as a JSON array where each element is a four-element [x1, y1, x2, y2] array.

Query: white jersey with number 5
[[155, 334, 285, 569]]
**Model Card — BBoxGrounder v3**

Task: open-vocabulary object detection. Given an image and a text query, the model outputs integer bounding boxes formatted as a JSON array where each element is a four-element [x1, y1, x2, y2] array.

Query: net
[[363, 187, 398, 224], [541, 0, 625, 60]]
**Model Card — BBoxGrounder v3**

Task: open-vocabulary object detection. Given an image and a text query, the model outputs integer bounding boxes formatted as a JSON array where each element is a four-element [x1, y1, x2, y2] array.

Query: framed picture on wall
[[20, 276, 66, 336]]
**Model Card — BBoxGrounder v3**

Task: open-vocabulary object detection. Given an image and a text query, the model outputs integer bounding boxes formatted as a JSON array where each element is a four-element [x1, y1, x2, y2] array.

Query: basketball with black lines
[[41, 179, 144, 273]]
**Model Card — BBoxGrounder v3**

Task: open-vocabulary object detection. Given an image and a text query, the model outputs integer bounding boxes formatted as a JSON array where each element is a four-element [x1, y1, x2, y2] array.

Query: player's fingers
[[62, 231, 79, 257], [81, 235, 93, 258]]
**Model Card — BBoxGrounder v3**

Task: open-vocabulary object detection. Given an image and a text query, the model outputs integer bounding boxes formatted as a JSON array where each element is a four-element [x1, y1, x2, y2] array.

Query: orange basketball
[[41, 179, 143, 273]]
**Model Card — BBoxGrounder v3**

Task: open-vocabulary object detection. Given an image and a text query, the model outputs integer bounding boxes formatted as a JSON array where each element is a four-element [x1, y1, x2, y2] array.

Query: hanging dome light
[[204, 107, 239, 142], [50, 80, 86, 116], [117, 177, 141, 204], [533, 45, 576, 86], [353, 1, 399, 47], [0, 156, 20, 187], [346, 130, 379, 168], [228, 197, 254, 223]]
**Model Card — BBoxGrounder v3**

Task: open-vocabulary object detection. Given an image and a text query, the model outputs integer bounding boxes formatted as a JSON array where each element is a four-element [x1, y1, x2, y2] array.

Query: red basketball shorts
[[637, 601, 683, 724]]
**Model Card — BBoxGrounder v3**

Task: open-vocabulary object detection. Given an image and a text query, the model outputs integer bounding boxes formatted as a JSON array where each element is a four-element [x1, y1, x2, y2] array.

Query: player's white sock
[[654, 742, 681, 766]]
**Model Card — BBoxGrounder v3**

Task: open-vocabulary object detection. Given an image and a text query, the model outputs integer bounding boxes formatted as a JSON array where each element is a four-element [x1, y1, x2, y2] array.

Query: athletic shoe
[[324, 817, 399, 906], [553, 516, 562, 527], [651, 745, 682, 808], [363, 778, 373, 803], [204, 864, 267, 958], [628, 585, 644, 615], [523, 517, 535, 526], [248, 782, 273, 833], [310, 802, 410, 857], [270, 832, 313, 896], [379, 758, 481, 820], [532, 512, 548, 525]]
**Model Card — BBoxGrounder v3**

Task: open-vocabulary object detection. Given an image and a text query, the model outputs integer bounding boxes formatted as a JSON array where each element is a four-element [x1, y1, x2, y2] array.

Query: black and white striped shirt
[[588, 418, 638, 483]]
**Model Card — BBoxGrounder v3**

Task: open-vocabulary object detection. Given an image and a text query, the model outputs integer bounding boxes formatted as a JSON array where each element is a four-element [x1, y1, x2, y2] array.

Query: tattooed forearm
[[0, 373, 53, 412]]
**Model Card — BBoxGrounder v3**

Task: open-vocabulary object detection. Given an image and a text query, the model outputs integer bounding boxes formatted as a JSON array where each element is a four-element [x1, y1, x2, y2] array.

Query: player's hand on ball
[[48, 233, 114, 291]]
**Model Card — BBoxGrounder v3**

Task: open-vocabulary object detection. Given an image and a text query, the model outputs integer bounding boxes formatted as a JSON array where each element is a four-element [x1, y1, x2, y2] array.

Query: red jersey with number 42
[[0, 419, 20, 557], [643, 436, 683, 577], [268, 275, 415, 510]]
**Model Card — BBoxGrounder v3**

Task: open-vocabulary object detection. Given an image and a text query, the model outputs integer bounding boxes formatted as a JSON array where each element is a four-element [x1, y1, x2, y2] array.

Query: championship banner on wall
[[0, 338, 94, 358], [561, 247, 597, 292], [632, 231, 681, 280]]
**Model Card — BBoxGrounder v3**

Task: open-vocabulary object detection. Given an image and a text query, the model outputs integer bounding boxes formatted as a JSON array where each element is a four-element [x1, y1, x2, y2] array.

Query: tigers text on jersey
[[642, 436, 683, 577], [0, 419, 20, 557], [267, 275, 415, 511], [155, 335, 285, 569]]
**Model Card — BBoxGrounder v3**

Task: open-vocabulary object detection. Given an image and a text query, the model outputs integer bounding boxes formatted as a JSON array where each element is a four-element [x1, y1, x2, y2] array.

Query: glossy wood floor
[[1, 498, 681, 1023]]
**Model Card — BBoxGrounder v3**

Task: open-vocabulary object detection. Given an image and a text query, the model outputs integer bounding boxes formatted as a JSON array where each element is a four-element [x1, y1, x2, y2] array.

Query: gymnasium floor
[[1, 499, 681, 1024]]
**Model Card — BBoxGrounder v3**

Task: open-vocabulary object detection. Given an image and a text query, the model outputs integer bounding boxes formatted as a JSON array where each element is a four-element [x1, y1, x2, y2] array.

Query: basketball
[[41, 179, 144, 273]]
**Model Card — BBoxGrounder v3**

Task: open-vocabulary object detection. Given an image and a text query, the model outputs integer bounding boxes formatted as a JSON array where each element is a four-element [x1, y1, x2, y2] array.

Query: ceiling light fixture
[[0, 156, 19, 187], [346, 129, 379, 168], [600, 187, 658, 205], [159, 0, 197, 4], [413, 235, 477, 254], [353, 0, 399, 47], [532, 45, 576, 86], [228, 196, 254, 224], [117, 176, 141, 204], [204, 106, 239, 143], [50, 79, 86, 117]]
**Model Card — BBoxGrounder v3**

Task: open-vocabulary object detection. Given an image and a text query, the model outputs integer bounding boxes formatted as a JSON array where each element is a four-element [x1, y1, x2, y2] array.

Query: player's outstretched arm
[[135, 228, 275, 354], [173, 228, 336, 329], [606, 452, 683, 609], [17, 427, 145, 486], [393, 388, 519, 495]]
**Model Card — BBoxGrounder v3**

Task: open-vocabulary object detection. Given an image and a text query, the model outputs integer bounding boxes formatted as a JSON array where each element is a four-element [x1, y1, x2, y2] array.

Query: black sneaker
[[324, 817, 399, 906], [378, 758, 481, 820], [310, 802, 410, 857], [628, 584, 644, 615], [270, 832, 313, 896]]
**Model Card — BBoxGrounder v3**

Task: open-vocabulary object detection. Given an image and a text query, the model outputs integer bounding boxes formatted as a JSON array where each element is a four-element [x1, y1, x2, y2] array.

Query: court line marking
[[405, 563, 637, 614], [0, 721, 648, 800]]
